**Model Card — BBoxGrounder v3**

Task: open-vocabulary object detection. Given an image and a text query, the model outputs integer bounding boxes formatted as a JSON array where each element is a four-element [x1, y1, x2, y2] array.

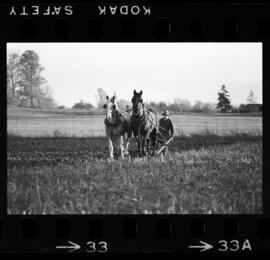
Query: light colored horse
[[103, 95, 132, 159]]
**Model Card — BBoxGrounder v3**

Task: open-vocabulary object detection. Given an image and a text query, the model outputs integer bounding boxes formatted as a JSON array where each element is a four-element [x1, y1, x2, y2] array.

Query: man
[[158, 110, 174, 157], [126, 104, 132, 115]]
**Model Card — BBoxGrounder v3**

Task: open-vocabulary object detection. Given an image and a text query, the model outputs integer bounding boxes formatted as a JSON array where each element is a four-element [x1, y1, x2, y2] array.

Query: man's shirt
[[158, 117, 174, 141]]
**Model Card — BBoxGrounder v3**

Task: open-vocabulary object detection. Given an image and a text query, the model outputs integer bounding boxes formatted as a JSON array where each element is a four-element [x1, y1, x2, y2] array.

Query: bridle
[[104, 108, 121, 127], [132, 99, 145, 118], [132, 100, 149, 132]]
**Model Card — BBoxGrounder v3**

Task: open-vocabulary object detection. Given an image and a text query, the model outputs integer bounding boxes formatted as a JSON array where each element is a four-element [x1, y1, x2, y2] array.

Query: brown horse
[[131, 90, 158, 157], [103, 95, 132, 159]]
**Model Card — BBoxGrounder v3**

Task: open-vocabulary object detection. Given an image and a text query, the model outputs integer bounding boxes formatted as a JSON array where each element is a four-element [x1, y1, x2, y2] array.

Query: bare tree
[[7, 51, 21, 104], [35, 84, 56, 108], [96, 88, 108, 108], [174, 98, 192, 112], [247, 90, 257, 104], [193, 100, 204, 112]]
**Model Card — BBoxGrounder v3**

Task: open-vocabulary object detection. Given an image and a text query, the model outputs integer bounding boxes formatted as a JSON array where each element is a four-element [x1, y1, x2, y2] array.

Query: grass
[[7, 134, 262, 214]]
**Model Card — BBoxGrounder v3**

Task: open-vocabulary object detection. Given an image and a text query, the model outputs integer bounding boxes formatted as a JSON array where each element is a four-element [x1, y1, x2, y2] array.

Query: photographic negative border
[[0, 0, 269, 254]]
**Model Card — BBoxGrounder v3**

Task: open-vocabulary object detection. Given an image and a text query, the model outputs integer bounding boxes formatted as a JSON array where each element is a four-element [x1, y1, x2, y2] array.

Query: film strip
[[0, 0, 269, 254]]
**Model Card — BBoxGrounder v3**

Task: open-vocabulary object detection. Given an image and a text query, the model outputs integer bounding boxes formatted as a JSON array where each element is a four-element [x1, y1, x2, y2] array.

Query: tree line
[[7, 50, 260, 113], [94, 86, 260, 114], [93, 88, 217, 113], [7, 50, 55, 108]]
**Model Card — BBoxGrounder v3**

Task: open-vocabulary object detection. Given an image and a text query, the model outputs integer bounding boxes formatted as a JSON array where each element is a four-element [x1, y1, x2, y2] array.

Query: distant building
[[239, 103, 262, 113]]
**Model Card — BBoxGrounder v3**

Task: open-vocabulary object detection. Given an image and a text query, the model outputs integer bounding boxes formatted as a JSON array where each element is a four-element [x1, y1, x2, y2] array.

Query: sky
[[7, 42, 262, 108]]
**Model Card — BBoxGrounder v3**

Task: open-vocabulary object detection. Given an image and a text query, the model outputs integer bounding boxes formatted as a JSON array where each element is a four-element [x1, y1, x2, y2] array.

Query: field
[[7, 106, 262, 137], [7, 106, 262, 214], [7, 134, 262, 214]]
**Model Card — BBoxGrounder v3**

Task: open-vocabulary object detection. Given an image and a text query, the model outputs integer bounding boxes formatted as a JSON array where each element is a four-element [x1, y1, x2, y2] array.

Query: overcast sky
[[7, 42, 262, 107]]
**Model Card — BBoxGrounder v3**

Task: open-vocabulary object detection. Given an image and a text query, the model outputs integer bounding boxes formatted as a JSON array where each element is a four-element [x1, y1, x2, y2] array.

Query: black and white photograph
[[7, 42, 262, 214]]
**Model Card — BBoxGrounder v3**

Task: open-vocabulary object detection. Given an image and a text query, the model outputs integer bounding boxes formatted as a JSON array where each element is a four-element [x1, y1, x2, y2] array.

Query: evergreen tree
[[216, 85, 232, 113]]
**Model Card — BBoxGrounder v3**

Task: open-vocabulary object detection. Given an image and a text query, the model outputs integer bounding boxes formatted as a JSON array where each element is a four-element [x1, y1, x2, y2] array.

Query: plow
[[156, 137, 173, 154], [145, 111, 173, 155], [128, 111, 174, 156]]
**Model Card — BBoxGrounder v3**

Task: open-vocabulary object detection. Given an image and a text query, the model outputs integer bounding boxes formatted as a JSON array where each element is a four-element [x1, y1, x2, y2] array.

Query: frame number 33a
[[218, 239, 252, 252]]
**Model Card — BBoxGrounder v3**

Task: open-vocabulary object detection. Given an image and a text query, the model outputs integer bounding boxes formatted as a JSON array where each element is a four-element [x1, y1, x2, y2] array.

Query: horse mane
[[113, 108, 131, 125], [146, 107, 158, 116]]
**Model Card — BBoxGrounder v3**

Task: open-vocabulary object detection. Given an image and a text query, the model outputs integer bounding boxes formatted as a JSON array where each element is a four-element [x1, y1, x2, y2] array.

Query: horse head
[[103, 95, 119, 125], [131, 90, 144, 116]]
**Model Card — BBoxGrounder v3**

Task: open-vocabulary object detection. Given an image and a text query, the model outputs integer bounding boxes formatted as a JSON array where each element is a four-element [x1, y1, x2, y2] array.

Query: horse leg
[[146, 138, 150, 156], [140, 135, 146, 156], [145, 132, 150, 156], [124, 132, 130, 157], [145, 130, 152, 156], [133, 134, 140, 157], [107, 137, 114, 159], [118, 136, 125, 159], [138, 135, 143, 157]]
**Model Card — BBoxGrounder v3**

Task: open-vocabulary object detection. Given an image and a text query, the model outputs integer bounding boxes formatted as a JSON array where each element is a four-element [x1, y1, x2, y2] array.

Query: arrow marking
[[56, 241, 80, 252], [189, 241, 213, 252]]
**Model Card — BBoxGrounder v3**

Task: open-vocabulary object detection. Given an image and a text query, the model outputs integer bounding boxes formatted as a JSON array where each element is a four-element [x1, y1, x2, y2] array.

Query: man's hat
[[162, 110, 170, 116]]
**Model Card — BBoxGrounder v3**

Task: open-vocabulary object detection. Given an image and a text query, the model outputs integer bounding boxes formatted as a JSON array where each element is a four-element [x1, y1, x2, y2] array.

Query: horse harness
[[132, 109, 153, 132], [104, 109, 130, 133]]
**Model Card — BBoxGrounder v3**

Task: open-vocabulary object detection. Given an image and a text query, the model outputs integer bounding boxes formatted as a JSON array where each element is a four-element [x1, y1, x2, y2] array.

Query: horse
[[131, 90, 158, 157], [103, 95, 132, 159]]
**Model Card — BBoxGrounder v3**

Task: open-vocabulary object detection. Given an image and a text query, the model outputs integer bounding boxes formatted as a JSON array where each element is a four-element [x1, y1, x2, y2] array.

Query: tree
[[7, 50, 57, 108], [173, 98, 192, 112], [117, 99, 132, 110], [96, 88, 107, 109], [35, 84, 56, 108], [202, 102, 216, 113], [247, 90, 257, 104], [192, 100, 204, 112], [231, 105, 239, 113], [216, 85, 232, 113], [17, 50, 46, 107], [7, 51, 21, 104], [146, 101, 158, 110], [72, 100, 94, 109], [157, 101, 167, 111]]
